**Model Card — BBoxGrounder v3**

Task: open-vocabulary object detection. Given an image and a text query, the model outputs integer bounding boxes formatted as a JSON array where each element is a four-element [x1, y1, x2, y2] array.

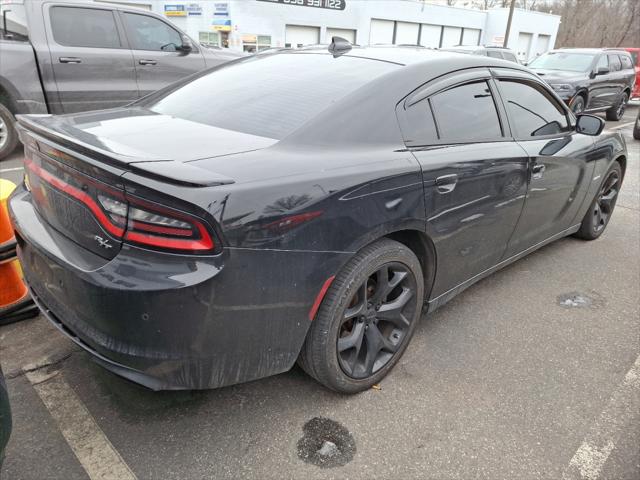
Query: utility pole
[[503, 0, 516, 47]]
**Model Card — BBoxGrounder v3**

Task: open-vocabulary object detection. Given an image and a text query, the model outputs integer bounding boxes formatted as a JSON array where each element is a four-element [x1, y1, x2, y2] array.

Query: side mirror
[[595, 66, 609, 76], [576, 114, 605, 136], [179, 35, 193, 53]]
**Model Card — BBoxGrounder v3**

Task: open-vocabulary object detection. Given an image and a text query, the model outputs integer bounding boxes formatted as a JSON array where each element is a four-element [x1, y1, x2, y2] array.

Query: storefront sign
[[164, 5, 187, 16], [213, 2, 229, 16], [256, 0, 345, 11], [186, 3, 202, 15], [211, 18, 232, 32]]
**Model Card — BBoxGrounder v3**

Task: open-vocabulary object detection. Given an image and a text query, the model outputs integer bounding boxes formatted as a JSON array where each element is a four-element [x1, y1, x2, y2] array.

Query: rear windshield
[[0, 2, 28, 41], [143, 53, 398, 139], [528, 52, 595, 72]]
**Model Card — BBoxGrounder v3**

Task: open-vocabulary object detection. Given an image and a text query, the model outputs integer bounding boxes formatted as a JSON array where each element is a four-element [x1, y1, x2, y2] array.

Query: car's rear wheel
[[298, 239, 424, 393], [574, 162, 622, 240], [570, 95, 585, 114], [633, 112, 640, 140], [0, 103, 19, 161], [605, 92, 628, 121]]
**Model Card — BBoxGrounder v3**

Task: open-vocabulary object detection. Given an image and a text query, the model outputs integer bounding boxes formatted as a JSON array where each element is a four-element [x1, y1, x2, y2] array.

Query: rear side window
[[497, 79, 570, 138], [620, 55, 633, 70], [123, 13, 182, 51], [50, 7, 121, 48], [608, 54, 622, 72], [430, 81, 502, 142], [145, 54, 398, 139], [631, 52, 639, 67]]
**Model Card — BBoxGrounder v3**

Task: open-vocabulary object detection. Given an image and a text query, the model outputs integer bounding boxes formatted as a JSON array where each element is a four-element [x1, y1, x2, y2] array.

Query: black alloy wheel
[[298, 239, 424, 393], [337, 262, 417, 379], [575, 163, 622, 240], [605, 93, 628, 121]]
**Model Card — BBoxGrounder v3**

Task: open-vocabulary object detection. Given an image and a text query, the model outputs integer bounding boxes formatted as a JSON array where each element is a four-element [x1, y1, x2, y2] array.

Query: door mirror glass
[[595, 66, 610, 76], [179, 35, 193, 53], [576, 114, 604, 136]]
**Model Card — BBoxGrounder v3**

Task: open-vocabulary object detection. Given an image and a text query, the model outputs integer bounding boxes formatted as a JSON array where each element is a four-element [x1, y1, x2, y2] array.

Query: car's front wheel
[[574, 162, 622, 240], [299, 239, 424, 393], [605, 92, 628, 121], [0, 103, 19, 161]]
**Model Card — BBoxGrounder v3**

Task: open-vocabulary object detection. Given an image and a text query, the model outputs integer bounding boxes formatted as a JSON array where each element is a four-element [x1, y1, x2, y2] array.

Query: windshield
[[144, 53, 398, 139], [529, 52, 595, 72]]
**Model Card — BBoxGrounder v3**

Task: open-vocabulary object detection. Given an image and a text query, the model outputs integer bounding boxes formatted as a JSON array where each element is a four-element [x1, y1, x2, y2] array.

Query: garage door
[[517, 32, 533, 62], [420, 24, 441, 48], [326, 27, 356, 44], [462, 28, 481, 46], [285, 25, 320, 48], [441, 26, 462, 47], [395, 21, 419, 45], [534, 34, 551, 57], [369, 19, 394, 45]]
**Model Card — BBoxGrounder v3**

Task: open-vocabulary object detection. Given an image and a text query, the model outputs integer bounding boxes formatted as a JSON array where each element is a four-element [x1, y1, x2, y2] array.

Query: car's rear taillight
[[26, 158, 217, 254], [97, 191, 215, 253]]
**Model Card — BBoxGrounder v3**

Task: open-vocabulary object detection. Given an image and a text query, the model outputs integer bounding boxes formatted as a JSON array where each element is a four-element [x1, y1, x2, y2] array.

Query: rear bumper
[[9, 185, 349, 390]]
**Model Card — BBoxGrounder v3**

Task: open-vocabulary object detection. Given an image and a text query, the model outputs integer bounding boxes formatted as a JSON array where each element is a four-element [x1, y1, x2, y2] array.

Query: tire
[[0, 103, 19, 161], [570, 94, 585, 114], [298, 238, 424, 394], [605, 92, 628, 121], [574, 162, 622, 240], [633, 113, 640, 140]]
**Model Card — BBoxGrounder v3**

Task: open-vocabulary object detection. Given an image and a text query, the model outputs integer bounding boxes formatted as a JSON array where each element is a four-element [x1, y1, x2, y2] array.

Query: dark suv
[[528, 48, 635, 119]]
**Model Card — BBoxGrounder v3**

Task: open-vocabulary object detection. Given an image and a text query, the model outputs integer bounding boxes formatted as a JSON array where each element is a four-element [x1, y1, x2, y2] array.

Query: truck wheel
[[0, 103, 19, 161], [605, 92, 628, 121]]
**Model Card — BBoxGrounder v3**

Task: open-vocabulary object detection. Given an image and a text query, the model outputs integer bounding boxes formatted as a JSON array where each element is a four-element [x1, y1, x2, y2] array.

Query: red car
[[626, 47, 640, 99]]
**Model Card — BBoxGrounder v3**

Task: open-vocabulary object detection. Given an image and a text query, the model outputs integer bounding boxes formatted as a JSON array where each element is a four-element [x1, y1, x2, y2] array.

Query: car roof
[[551, 48, 630, 55], [283, 45, 519, 67]]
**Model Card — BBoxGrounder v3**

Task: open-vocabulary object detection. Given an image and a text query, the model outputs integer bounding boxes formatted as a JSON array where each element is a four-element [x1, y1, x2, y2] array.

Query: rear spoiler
[[16, 115, 235, 188]]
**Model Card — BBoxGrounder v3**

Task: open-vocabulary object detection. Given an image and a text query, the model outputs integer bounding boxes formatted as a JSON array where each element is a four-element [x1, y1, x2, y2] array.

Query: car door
[[587, 54, 611, 110], [397, 69, 529, 298], [44, 4, 138, 114], [607, 54, 625, 103], [120, 11, 206, 98], [492, 70, 596, 258]]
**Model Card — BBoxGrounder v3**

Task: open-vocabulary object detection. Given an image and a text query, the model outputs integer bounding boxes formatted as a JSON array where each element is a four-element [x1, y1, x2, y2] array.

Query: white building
[[102, 0, 561, 62]]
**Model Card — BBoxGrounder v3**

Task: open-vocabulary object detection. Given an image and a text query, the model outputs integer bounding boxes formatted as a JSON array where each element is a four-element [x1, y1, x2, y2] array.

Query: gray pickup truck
[[0, 0, 242, 160]]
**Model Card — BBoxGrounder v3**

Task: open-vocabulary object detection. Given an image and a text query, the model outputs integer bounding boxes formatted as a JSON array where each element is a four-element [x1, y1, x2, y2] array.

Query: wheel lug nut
[[393, 333, 399, 339]]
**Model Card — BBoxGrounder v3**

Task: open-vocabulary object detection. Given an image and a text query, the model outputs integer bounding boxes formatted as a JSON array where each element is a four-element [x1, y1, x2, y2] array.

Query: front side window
[[487, 50, 503, 59], [50, 7, 121, 48], [497, 79, 570, 138], [502, 52, 518, 63], [596, 55, 608, 70], [607, 54, 622, 72], [123, 13, 181, 51], [430, 81, 502, 142]]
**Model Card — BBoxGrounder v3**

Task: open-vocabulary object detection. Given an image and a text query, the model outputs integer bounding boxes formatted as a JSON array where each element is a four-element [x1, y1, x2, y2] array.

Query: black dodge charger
[[8, 43, 626, 393]]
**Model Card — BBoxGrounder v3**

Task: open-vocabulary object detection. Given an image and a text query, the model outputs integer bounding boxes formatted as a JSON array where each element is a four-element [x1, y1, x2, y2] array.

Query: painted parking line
[[604, 120, 636, 132], [562, 354, 640, 480], [26, 369, 138, 480], [0, 167, 24, 173]]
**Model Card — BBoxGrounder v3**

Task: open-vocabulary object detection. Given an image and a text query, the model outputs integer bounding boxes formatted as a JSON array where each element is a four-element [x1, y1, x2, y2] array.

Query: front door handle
[[139, 59, 157, 65], [435, 174, 458, 194], [59, 57, 82, 64], [532, 163, 546, 180]]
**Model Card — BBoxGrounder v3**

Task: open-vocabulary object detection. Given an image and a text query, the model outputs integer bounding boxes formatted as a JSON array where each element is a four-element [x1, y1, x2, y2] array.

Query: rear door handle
[[435, 174, 458, 194], [139, 59, 157, 65], [532, 163, 546, 179], [59, 57, 81, 64]]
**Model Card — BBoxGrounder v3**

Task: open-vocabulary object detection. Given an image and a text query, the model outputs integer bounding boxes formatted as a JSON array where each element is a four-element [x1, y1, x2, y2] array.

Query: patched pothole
[[557, 291, 605, 309], [296, 417, 356, 468]]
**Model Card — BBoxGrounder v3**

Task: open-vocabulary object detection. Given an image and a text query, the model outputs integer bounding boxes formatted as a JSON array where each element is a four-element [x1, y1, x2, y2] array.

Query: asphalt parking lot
[[1, 107, 638, 480]]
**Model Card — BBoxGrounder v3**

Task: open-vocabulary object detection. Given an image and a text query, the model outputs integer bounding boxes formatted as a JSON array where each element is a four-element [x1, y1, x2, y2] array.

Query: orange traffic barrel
[[0, 178, 17, 253], [0, 178, 38, 325]]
